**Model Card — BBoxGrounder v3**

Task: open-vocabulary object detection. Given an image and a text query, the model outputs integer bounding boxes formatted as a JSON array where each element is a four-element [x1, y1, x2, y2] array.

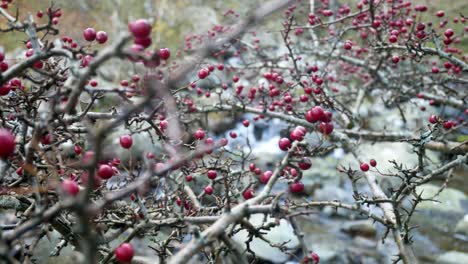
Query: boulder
[[436, 251, 468, 264], [232, 214, 299, 263]]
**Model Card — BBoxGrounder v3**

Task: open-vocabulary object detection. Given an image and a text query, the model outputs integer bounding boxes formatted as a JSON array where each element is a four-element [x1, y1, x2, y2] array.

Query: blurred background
[[0, 0, 467, 263]]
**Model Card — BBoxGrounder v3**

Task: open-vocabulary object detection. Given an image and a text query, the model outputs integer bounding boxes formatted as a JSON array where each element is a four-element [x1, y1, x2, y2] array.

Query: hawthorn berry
[[204, 185, 214, 195], [198, 68, 209, 79], [360, 163, 370, 172], [194, 128, 205, 140], [134, 37, 152, 48], [98, 164, 114, 179], [0, 129, 15, 158], [128, 19, 152, 38], [261, 171, 273, 184], [96, 31, 108, 44], [435, 10, 445, 17], [429, 115, 438, 124], [83, 27, 96, 41], [310, 252, 320, 264], [0, 83, 11, 96], [74, 145, 82, 155], [290, 128, 305, 141], [229, 131, 237, 138], [305, 106, 324, 123], [207, 170, 217, 179], [278, 137, 291, 151], [119, 135, 133, 149], [159, 48, 171, 60], [369, 159, 377, 167], [115, 243, 134, 263], [298, 157, 312, 170], [343, 40, 352, 50], [62, 179, 79, 196], [243, 188, 254, 200], [318, 122, 334, 135], [290, 182, 304, 193]]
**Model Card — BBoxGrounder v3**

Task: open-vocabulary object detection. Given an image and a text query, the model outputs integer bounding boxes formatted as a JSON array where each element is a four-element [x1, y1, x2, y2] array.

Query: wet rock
[[455, 214, 468, 236], [232, 214, 299, 263], [341, 220, 377, 238], [409, 231, 441, 262], [416, 184, 467, 213], [436, 251, 468, 264]]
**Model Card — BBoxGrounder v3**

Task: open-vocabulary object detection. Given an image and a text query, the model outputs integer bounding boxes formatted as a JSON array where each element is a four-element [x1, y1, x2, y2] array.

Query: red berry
[[322, 111, 332, 123], [298, 157, 312, 170], [0, 84, 11, 96], [278, 138, 291, 151], [388, 35, 398, 43], [119, 135, 133, 149], [435, 10, 445, 17], [429, 115, 438, 124], [311, 252, 320, 264], [431, 67, 439, 74], [369, 159, 377, 167], [115, 243, 134, 263], [242, 120, 250, 127], [0, 129, 15, 158], [229, 131, 237, 138], [261, 170, 273, 184], [74, 145, 82, 155], [198, 68, 209, 79], [0, 61, 9, 72], [185, 175, 193, 182], [120, 80, 129, 87], [132, 75, 140, 82], [243, 188, 254, 200], [443, 121, 453, 130], [128, 19, 152, 38], [290, 182, 304, 193], [360, 163, 370, 172], [159, 48, 171, 60], [207, 170, 217, 179], [96, 31, 108, 44], [318, 122, 334, 135], [98, 164, 114, 179], [62, 179, 79, 196], [134, 37, 152, 48], [343, 41, 352, 50], [219, 138, 228, 146], [194, 128, 205, 140], [83, 28, 96, 41], [305, 106, 324, 123], [290, 128, 305, 141], [204, 185, 213, 195], [160, 120, 168, 130], [444, 28, 454, 38]]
